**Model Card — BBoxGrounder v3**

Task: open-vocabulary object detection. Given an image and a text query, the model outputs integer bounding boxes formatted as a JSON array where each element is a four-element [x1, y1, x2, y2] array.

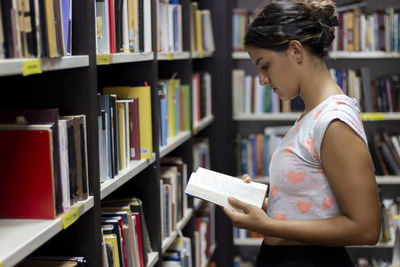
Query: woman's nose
[[259, 74, 269, 86]]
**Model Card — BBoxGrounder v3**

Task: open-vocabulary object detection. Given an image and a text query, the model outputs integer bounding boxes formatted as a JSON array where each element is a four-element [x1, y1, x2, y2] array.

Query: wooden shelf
[[233, 113, 400, 121], [147, 252, 159, 267], [233, 113, 300, 121], [159, 131, 191, 158], [248, 176, 400, 185], [96, 52, 154, 65], [191, 50, 214, 59], [0, 196, 94, 267], [0, 56, 89, 77], [329, 51, 400, 59], [232, 51, 249, 60], [347, 240, 395, 248], [100, 154, 156, 199], [233, 238, 263, 246], [158, 51, 190, 61], [161, 209, 194, 253], [193, 115, 215, 135], [233, 51, 400, 60]]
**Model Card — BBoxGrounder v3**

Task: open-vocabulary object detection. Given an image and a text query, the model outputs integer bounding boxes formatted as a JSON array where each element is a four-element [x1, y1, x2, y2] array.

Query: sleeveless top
[[267, 94, 368, 221]]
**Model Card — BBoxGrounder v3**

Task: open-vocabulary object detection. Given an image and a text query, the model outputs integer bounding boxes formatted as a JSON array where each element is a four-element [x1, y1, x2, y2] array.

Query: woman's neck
[[298, 61, 343, 114]]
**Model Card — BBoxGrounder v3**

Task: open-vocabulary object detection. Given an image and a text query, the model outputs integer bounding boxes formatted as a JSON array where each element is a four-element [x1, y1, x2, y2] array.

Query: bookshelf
[[0, 197, 94, 267], [0, 0, 222, 266], [0, 56, 90, 77]]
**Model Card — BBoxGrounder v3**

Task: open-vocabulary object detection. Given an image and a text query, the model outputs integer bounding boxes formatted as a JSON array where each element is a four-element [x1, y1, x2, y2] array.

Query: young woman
[[223, 0, 381, 266]]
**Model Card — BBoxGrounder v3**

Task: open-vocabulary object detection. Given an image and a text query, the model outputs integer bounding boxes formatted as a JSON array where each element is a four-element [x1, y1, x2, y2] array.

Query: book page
[[185, 168, 268, 209]]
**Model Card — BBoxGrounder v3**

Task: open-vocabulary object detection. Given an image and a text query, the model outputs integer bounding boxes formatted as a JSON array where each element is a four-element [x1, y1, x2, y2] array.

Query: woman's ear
[[288, 40, 303, 64]]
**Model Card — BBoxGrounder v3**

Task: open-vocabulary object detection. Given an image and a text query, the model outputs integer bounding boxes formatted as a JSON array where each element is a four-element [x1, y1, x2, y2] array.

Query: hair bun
[[308, 0, 336, 19]]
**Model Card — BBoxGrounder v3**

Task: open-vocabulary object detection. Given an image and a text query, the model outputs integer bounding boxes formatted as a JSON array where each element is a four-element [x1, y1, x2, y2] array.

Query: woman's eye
[[262, 65, 269, 70]]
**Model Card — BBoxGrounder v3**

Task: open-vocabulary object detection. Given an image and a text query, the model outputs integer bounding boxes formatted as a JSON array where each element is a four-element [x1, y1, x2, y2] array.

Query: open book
[[185, 167, 268, 211]]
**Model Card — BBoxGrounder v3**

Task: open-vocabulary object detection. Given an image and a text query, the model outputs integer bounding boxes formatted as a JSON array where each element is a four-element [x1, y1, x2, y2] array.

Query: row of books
[[157, 0, 183, 53], [379, 197, 399, 244], [157, 79, 191, 147], [189, 2, 215, 54], [232, 70, 305, 115], [192, 72, 212, 126], [194, 203, 216, 267], [232, 8, 251, 52], [0, 109, 89, 219], [98, 86, 153, 182], [331, 7, 400, 53], [101, 198, 153, 267], [16, 256, 87, 267], [329, 68, 400, 113], [95, 0, 152, 54], [193, 138, 211, 171], [160, 157, 188, 241], [233, 256, 254, 267], [162, 237, 192, 267], [371, 132, 400, 176], [233, 228, 263, 240], [0, 0, 72, 59]]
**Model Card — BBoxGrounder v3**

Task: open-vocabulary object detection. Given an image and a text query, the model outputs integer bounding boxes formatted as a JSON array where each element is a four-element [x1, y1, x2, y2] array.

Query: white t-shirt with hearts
[[267, 94, 368, 221]]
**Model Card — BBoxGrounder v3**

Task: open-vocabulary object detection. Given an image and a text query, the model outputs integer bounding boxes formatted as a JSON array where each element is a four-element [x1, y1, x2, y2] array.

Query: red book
[[108, 0, 117, 53], [0, 125, 56, 219], [132, 212, 145, 267], [338, 13, 343, 51], [129, 98, 141, 160]]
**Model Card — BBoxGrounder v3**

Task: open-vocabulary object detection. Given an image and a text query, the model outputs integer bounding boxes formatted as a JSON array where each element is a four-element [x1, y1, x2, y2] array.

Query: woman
[[223, 0, 381, 266]]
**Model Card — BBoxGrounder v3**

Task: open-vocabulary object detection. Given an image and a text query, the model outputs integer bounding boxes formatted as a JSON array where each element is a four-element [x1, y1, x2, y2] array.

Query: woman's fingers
[[242, 174, 252, 183]]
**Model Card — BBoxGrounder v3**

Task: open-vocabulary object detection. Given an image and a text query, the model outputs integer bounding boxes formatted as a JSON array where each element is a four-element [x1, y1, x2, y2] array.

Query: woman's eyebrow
[[256, 57, 263, 66]]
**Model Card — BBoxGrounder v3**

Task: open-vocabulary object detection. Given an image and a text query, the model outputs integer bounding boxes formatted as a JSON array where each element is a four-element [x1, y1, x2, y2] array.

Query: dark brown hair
[[245, 0, 337, 58]]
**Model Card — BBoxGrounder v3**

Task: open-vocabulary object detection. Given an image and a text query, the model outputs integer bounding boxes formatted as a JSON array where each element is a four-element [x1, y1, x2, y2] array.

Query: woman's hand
[[241, 174, 269, 211], [223, 197, 270, 234]]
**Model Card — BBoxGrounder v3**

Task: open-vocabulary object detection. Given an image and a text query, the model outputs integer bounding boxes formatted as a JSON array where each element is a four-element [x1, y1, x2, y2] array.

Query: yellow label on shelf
[[167, 53, 174, 60], [0, 262, 3, 267], [360, 113, 385, 121], [62, 208, 79, 229], [22, 59, 42, 76], [97, 54, 110, 65], [199, 51, 204, 58]]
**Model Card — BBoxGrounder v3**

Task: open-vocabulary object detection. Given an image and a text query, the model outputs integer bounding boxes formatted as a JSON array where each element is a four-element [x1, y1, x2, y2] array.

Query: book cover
[[129, 98, 141, 160], [103, 86, 153, 159], [0, 124, 56, 219], [0, 109, 63, 214]]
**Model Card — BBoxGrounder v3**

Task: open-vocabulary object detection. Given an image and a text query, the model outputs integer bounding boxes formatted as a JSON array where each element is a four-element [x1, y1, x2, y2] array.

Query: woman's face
[[246, 45, 301, 101]]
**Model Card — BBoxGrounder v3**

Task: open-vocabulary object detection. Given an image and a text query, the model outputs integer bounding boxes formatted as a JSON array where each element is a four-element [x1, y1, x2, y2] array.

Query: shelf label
[[360, 113, 385, 121], [199, 51, 204, 58], [22, 59, 42, 76], [97, 54, 110, 65], [0, 262, 3, 267], [167, 53, 174, 60], [62, 207, 79, 229]]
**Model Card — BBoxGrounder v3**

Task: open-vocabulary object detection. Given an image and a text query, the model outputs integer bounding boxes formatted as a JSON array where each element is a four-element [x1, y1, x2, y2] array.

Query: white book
[[143, 0, 152, 52], [185, 167, 268, 211], [360, 14, 366, 51], [201, 10, 215, 52], [58, 119, 71, 210], [96, 0, 111, 54], [168, 4, 175, 52], [122, 0, 129, 52], [159, 2, 169, 52], [244, 75, 252, 114]]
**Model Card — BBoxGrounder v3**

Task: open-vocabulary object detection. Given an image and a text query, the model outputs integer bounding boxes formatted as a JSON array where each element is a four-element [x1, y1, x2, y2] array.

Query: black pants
[[256, 243, 354, 267]]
